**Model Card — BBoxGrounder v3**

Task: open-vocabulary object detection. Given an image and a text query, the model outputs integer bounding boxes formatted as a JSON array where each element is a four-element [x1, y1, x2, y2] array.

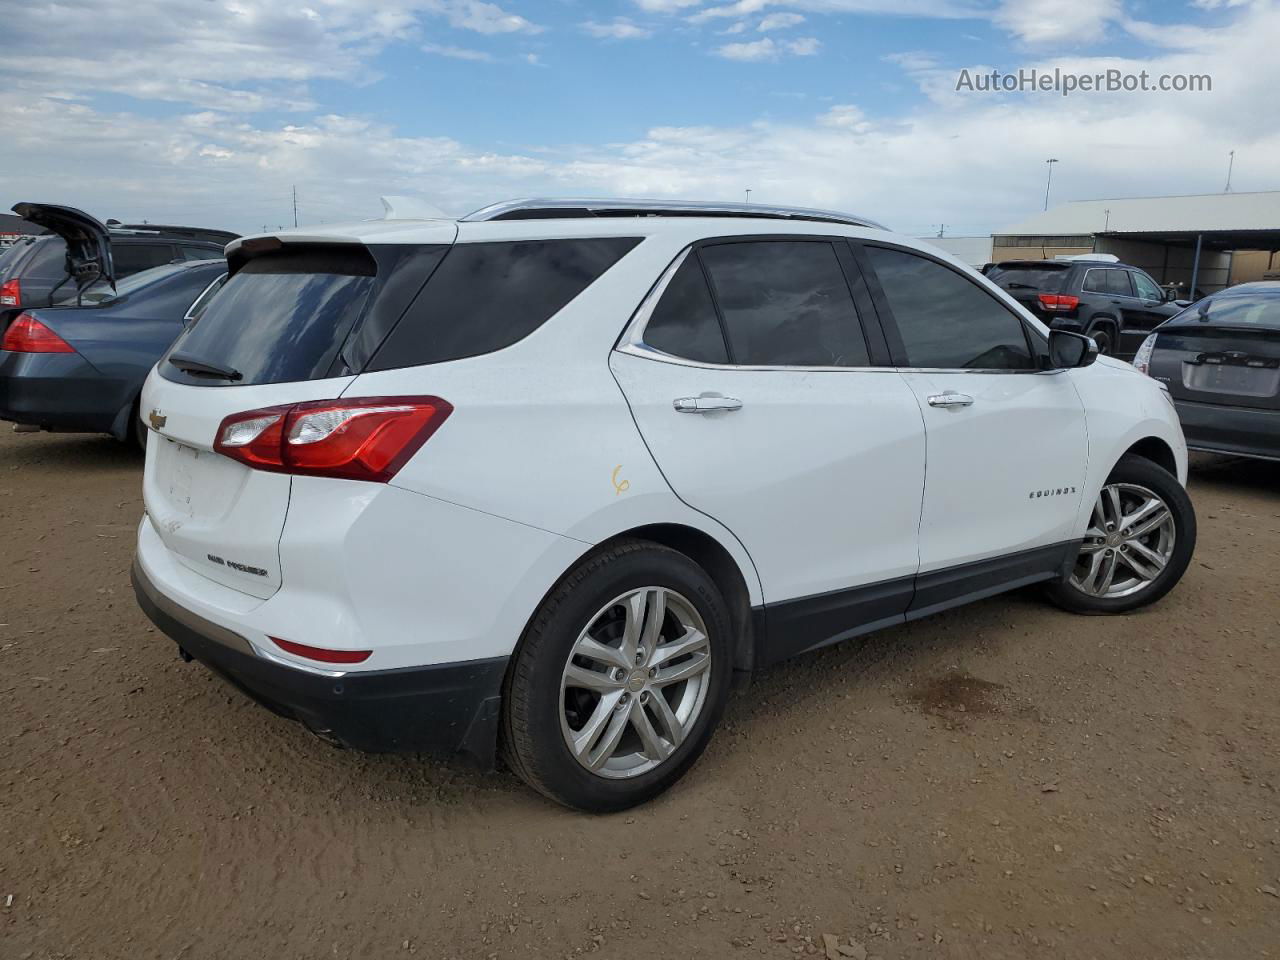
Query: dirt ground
[[1, 428, 1277, 960]]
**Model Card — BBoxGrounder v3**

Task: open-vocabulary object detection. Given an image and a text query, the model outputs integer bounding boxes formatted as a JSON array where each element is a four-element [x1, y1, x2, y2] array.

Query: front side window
[[698, 240, 869, 367], [865, 245, 1035, 370], [643, 256, 729, 364], [1132, 273, 1162, 301], [1105, 269, 1135, 297]]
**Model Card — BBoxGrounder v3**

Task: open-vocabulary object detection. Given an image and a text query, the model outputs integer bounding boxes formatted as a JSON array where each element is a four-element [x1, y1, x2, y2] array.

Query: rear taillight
[[0, 278, 20, 307], [213, 396, 452, 482], [1, 312, 75, 353], [1037, 293, 1080, 313], [1132, 333, 1158, 376]]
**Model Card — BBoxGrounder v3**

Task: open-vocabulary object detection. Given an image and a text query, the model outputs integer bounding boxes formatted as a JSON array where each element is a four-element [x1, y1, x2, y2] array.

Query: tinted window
[[370, 238, 640, 369], [643, 256, 728, 364], [185, 273, 227, 320], [1132, 273, 1162, 300], [866, 246, 1034, 370], [1105, 270, 1134, 296], [163, 248, 376, 386], [21, 237, 69, 278], [985, 263, 1069, 291], [699, 241, 868, 367], [1082, 269, 1108, 293], [113, 242, 176, 276]]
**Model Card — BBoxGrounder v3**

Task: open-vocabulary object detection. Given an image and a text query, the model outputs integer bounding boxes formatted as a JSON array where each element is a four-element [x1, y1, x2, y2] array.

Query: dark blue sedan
[[0, 259, 226, 448]]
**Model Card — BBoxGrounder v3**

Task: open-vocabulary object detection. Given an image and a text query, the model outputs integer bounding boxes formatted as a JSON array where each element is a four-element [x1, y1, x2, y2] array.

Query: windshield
[[1169, 289, 1280, 330], [984, 263, 1070, 291], [54, 262, 189, 306], [0, 239, 37, 276]]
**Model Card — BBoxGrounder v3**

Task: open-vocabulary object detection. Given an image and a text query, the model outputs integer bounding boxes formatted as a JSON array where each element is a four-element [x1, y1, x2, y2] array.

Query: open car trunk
[[11, 202, 115, 295]]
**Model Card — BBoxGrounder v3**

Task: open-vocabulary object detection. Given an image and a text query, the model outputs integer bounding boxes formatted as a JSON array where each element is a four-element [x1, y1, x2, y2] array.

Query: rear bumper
[[131, 557, 508, 765], [1174, 398, 1280, 461], [0, 350, 118, 433]]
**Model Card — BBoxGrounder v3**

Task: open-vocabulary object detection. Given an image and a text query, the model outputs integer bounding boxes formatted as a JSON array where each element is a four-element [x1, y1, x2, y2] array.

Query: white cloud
[[631, 0, 704, 10], [715, 35, 821, 59], [0, 0, 541, 113], [993, 0, 1122, 45], [422, 42, 495, 61], [582, 18, 655, 39], [758, 12, 806, 30]]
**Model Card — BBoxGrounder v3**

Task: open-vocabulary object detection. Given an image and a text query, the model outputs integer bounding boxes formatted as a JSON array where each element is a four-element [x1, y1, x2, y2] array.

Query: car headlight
[[1132, 333, 1158, 376]]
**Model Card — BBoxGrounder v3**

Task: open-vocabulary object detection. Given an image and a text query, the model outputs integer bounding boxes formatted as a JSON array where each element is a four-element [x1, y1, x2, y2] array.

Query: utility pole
[[1224, 151, 1235, 192], [935, 224, 948, 238], [292, 185, 298, 227], [1043, 158, 1059, 211], [744, 189, 752, 205]]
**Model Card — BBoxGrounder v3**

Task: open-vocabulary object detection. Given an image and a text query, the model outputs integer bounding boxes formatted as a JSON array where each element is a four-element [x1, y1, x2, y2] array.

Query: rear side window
[[642, 256, 729, 364], [1083, 268, 1133, 296], [369, 238, 640, 370], [113, 242, 176, 276], [163, 248, 376, 386], [699, 240, 869, 367], [866, 245, 1035, 370]]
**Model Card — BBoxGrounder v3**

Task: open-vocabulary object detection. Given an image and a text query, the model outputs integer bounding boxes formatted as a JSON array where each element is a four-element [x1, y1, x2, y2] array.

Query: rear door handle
[[927, 392, 974, 409], [673, 396, 743, 414]]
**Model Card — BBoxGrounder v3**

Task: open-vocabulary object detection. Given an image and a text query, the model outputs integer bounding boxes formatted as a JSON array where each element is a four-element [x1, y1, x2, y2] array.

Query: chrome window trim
[[618, 247, 1062, 376]]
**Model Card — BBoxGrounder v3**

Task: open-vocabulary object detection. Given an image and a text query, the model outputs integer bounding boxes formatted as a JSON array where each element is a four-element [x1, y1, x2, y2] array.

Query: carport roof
[[999, 190, 1280, 238]]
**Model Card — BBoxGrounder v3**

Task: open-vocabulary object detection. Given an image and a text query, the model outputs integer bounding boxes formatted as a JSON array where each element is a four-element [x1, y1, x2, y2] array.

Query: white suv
[[132, 199, 1196, 811]]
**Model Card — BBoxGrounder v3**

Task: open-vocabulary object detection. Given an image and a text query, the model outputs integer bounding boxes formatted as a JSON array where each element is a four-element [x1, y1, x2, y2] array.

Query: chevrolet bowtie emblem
[[148, 410, 167, 431]]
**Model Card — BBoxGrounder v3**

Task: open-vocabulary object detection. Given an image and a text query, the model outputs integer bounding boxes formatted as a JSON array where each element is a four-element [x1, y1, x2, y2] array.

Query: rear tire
[[1087, 321, 1117, 356], [1045, 455, 1196, 614], [501, 540, 732, 812]]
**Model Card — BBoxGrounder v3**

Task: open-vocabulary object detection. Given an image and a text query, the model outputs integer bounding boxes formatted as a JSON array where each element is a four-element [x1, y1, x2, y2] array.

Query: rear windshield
[[162, 248, 376, 386], [0, 239, 37, 275], [984, 263, 1069, 292], [1168, 290, 1280, 330], [16, 236, 69, 279]]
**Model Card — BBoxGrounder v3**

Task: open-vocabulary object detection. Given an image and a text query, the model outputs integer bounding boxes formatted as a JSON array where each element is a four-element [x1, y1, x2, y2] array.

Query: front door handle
[[927, 392, 974, 409], [673, 396, 743, 414]]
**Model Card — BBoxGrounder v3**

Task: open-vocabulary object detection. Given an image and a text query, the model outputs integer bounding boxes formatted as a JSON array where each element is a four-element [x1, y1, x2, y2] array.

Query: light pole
[[744, 189, 752, 205], [1043, 158, 1059, 211]]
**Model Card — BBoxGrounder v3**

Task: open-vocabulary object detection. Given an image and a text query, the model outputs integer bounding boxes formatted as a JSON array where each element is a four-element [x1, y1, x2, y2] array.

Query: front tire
[[501, 540, 733, 812], [1046, 455, 1196, 614]]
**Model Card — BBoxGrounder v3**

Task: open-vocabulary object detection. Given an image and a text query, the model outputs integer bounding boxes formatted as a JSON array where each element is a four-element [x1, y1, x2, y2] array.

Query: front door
[[856, 242, 1089, 616], [611, 238, 926, 662]]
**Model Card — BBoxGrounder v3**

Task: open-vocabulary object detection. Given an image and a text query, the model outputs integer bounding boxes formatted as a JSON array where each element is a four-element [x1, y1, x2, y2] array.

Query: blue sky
[[0, 0, 1274, 236]]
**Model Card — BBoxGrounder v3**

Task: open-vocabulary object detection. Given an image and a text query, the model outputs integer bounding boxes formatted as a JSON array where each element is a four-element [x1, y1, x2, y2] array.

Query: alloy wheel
[[1070, 482, 1176, 599], [559, 586, 712, 779]]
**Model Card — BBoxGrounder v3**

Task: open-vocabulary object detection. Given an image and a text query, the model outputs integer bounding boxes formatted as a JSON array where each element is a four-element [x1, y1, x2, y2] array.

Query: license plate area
[[1183, 359, 1280, 399]]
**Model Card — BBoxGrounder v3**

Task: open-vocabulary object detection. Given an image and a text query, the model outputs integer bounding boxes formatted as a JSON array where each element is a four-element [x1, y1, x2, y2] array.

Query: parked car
[[983, 257, 1188, 359], [0, 202, 236, 333], [0, 259, 227, 448], [1134, 280, 1280, 461], [130, 199, 1196, 812]]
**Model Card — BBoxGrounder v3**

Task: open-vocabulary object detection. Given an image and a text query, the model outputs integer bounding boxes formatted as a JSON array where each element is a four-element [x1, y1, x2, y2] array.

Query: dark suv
[[983, 258, 1188, 359], [0, 203, 237, 331]]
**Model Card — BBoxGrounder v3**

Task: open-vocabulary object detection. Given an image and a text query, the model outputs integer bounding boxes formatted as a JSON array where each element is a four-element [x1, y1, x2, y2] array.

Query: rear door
[[141, 232, 457, 598], [856, 242, 1088, 609], [612, 238, 925, 661], [985, 261, 1071, 320]]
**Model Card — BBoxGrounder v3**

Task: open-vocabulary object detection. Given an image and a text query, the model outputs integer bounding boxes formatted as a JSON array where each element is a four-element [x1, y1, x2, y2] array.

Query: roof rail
[[461, 198, 887, 231]]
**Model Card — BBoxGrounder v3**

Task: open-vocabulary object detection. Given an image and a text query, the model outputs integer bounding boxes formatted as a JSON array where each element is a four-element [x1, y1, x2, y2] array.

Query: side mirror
[[1048, 329, 1098, 369]]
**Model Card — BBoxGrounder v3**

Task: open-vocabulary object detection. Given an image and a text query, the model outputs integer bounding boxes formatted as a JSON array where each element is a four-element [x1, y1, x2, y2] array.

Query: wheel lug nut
[[640, 692, 650, 704], [618, 693, 629, 708], [648, 667, 657, 679]]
